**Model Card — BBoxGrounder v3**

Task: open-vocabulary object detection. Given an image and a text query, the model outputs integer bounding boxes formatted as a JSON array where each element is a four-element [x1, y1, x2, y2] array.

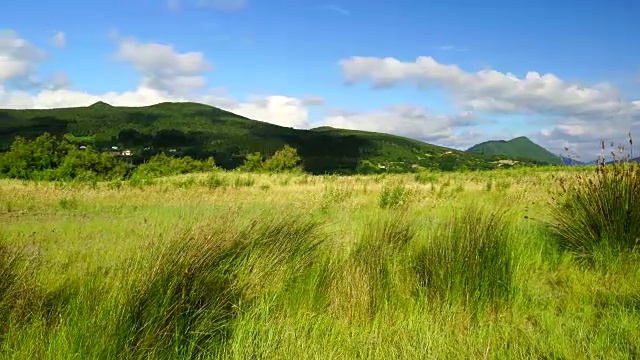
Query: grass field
[[1, 167, 639, 359]]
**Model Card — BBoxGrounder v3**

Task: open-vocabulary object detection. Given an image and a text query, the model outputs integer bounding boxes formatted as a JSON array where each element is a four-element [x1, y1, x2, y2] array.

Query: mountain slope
[[466, 136, 563, 165], [0, 101, 519, 173]]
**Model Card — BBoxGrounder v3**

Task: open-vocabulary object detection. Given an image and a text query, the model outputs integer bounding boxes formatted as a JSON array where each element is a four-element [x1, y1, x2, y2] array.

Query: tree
[[0, 133, 130, 181], [355, 160, 380, 175], [237, 152, 264, 172], [262, 145, 302, 173]]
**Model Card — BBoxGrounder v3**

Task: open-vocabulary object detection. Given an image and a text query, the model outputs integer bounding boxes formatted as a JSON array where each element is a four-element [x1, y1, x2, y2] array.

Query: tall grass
[[379, 182, 412, 209], [549, 162, 640, 263], [112, 212, 327, 358], [115, 237, 239, 358], [331, 212, 416, 322], [1, 169, 640, 358], [0, 244, 22, 330], [413, 203, 514, 311]]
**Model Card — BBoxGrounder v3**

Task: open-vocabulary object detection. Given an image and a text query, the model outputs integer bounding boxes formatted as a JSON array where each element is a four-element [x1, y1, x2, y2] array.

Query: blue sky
[[1, 0, 639, 159]]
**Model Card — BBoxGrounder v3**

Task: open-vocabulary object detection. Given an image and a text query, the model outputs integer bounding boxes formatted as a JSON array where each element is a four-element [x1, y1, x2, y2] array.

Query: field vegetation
[[0, 148, 639, 358]]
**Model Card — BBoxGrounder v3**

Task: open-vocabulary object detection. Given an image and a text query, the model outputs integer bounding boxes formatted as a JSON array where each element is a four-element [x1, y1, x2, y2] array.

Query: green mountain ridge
[[466, 136, 563, 165], [0, 101, 555, 173]]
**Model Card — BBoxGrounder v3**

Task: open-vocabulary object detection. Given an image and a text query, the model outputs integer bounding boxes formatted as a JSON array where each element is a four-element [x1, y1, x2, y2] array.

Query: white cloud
[[318, 104, 477, 144], [0, 85, 311, 129], [113, 36, 212, 94], [47, 72, 72, 90], [0, 30, 47, 84], [535, 119, 640, 161], [0, 32, 310, 130], [339, 55, 640, 159], [339, 56, 639, 122], [52, 32, 66, 48], [228, 95, 310, 128]]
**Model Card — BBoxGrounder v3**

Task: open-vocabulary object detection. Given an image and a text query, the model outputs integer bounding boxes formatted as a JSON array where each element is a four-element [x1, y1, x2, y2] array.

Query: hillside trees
[[238, 145, 302, 173], [0, 133, 130, 181]]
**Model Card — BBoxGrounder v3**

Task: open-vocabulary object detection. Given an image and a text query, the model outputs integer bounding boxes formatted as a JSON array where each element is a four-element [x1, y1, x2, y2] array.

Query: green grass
[[549, 162, 640, 266], [0, 167, 639, 358]]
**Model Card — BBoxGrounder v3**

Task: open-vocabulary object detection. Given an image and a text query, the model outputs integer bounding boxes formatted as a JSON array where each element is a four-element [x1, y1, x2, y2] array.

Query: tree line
[[0, 133, 303, 182]]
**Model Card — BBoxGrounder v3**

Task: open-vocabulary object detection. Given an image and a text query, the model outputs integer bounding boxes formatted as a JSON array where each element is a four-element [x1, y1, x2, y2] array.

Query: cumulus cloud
[[0, 30, 47, 84], [113, 36, 212, 94], [52, 32, 66, 48], [318, 104, 477, 144], [535, 118, 640, 161], [227, 95, 310, 128], [339, 56, 639, 121], [0, 32, 310, 130], [0, 84, 311, 129], [340, 55, 640, 159]]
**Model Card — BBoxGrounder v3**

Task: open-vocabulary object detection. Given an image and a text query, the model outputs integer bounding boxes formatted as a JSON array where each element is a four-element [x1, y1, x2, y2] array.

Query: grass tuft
[[379, 183, 412, 209], [549, 162, 640, 263], [413, 203, 513, 311], [331, 213, 416, 321]]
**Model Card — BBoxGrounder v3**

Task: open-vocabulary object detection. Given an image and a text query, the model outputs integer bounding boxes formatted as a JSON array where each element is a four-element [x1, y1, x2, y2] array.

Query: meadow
[[0, 166, 639, 359]]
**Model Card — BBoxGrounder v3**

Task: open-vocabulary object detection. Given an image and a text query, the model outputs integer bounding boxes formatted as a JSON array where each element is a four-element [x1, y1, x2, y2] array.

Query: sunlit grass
[[0, 166, 638, 358]]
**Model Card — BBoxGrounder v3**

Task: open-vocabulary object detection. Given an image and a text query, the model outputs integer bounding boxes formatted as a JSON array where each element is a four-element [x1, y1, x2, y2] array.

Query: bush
[[413, 203, 513, 310], [549, 162, 640, 262], [131, 153, 216, 178]]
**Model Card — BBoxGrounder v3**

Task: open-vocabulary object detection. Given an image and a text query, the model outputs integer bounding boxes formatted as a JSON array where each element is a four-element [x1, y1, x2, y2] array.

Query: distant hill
[[0, 101, 515, 174], [560, 156, 585, 166], [466, 136, 564, 165]]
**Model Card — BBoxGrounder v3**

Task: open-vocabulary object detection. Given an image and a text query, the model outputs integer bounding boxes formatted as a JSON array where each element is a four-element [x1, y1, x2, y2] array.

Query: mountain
[[560, 156, 585, 166], [466, 136, 564, 165], [0, 101, 509, 174]]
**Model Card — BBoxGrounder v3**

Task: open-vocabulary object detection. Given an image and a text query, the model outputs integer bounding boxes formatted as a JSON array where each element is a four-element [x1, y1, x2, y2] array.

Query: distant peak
[[88, 101, 113, 108], [510, 136, 532, 142]]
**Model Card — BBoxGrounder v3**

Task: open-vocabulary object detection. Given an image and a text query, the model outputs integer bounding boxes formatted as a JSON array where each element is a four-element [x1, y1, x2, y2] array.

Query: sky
[[1, 0, 639, 161]]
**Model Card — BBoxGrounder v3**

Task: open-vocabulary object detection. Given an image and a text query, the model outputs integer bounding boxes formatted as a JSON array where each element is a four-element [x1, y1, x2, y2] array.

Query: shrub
[[131, 153, 216, 178], [232, 175, 255, 188], [204, 173, 228, 188], [549, 162, 640, 262], [413, 203, 513, 310], [414, 170, 438, 185]]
